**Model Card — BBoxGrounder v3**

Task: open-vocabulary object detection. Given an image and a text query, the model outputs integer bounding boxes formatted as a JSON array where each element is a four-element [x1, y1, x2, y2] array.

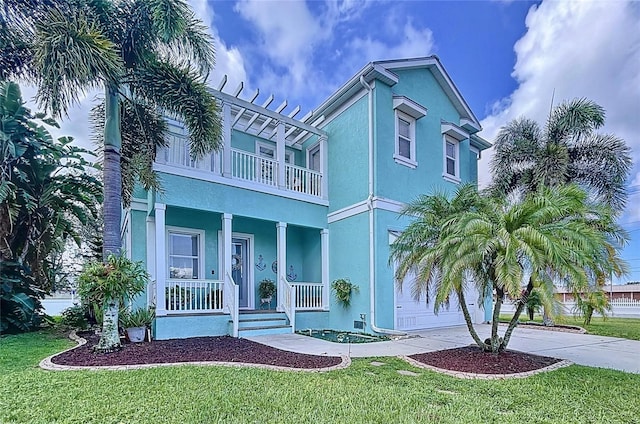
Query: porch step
[[238, 317, 287, 329], [235, 311, 292, 337], [238, 324, 292, 337]]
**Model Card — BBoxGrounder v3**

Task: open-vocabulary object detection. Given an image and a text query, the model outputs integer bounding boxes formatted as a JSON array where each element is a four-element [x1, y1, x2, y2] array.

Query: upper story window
[[256, 142, 292, 163], [392, 96, 426, 169], [308, 144, 321, 172], [394, 111, 417, 168], [443, 135, 460, 183], [168, 229, 203, 279]]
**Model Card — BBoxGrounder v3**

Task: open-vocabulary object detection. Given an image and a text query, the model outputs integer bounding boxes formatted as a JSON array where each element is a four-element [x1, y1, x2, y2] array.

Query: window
[[394, 111, 417, 168], [256, 142, 292, 163], [443, 135, 460, 182], [308, 144, 321, 172], [168, 231, 201, 279]]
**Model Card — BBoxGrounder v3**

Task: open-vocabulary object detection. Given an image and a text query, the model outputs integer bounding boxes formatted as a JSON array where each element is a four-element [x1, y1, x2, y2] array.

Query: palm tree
[[490, 98, 632, 212], [1, 0, 222, 349], [391, 184, 627, 353]]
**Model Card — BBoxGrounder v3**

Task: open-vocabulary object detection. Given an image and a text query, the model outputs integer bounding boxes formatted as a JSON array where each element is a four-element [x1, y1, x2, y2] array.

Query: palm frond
[[131, 60, 221, 159], [32, 7, 122, 116]]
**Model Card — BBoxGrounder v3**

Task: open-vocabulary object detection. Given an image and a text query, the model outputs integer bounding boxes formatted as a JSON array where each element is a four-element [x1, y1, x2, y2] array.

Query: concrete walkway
[[247, 324, 640, 374]]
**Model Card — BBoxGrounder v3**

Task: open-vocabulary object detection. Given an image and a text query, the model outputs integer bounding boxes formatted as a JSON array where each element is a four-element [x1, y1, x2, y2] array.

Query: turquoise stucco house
[[123, 56, 492, 339]]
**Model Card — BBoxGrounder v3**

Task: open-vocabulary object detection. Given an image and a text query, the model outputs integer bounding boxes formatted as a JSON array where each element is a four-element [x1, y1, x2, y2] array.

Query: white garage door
[[394, 273, 477, 331]]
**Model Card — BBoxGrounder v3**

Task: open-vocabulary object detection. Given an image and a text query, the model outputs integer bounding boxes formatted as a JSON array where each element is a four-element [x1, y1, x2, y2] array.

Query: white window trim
[[394, 110, 417, 169], [442, 135, 461, 184], [306, 141, 321, 171], [166, 226, 206, 280], [256, 140, 292, 163]]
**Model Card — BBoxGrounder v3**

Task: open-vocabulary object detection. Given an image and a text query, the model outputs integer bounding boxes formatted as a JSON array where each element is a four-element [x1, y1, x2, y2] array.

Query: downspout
[[359, 75, 405, 336]]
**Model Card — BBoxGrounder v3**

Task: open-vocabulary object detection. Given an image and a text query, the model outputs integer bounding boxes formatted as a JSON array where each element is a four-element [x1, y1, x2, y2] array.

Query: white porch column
[[222, 213, 233, 280], [276, 120, 286, 188], [146, 216, 156, 307], [320, 135, 328, 200], [154, 203, 166, 316], [276, 222, 287, 310], [321, 228, 329, 310], [222, 102, 232, 177]]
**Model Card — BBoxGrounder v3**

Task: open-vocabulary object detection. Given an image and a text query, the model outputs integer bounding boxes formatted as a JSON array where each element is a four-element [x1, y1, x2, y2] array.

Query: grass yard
[[500, 315, 640, 341], [1, 330, 639, 424]]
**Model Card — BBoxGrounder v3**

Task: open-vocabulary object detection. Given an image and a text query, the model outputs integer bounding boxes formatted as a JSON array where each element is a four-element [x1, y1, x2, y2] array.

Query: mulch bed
[[52, 332, 341, 369], [409, 346, 562, 374]]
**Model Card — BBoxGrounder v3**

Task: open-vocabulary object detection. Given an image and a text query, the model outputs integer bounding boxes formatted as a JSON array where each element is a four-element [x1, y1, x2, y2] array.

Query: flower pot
[[126, 326, 146, 343]]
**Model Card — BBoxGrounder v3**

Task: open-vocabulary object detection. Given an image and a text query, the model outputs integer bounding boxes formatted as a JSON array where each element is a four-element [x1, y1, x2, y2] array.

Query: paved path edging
[[400, 355, 573, 380], [39, 331, 351, 373]]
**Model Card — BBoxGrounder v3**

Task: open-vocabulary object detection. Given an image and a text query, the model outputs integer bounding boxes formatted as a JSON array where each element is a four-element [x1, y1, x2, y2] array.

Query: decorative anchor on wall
[[287, 265, 297, 281], [255, 254, 266, 271]]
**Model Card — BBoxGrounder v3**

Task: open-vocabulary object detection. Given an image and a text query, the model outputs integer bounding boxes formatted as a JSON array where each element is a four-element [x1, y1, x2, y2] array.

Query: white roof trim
[[441, 121, 469, 141], [393, 95, 427, 119]]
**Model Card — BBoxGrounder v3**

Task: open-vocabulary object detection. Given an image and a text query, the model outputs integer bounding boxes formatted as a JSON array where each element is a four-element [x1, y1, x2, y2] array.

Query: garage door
[[395, 272, 476, 331]]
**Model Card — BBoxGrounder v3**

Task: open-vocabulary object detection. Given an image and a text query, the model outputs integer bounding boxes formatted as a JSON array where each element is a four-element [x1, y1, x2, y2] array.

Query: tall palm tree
[[1, 0, 222, 349], [391, 184, 627, 353], [490, 98, 632, 212]]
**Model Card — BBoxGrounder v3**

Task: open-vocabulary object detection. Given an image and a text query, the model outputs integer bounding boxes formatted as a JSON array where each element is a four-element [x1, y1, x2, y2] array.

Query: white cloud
[[478, 1, 640, 192], [347, 22, 435, 64], [188, 0, 249, 93]]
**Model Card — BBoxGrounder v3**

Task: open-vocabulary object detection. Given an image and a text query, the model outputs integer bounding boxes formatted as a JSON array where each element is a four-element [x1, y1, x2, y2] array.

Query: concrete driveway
[[248, 323, 640, 374]]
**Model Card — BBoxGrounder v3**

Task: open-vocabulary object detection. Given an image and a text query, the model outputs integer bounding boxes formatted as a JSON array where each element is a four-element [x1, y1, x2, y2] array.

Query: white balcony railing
[[231, 148, 278, 186], [159, 137, 324, 198], [285, 164, 322, 197], [294, 282, 324, 310], [164, 279, 224, 313], [162, 133, 216, 172]]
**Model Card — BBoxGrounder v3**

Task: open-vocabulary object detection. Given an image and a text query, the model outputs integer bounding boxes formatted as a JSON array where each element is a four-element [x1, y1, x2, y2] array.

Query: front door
[[232, 238, 250, 308]]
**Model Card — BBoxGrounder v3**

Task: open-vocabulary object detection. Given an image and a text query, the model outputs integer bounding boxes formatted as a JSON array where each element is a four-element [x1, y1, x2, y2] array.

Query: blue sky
[[26, 0, 640, 283]]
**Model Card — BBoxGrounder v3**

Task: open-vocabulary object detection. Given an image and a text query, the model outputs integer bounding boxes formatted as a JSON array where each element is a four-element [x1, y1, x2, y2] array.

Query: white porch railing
[[285, 164, 322, 197], [165, 279, 224, 313], [225, 272, 239, 337], [231, 148, 278, 186], [294, 282, 324, 310], [279, 276, 296, 332], [147, 280, 157, 308]]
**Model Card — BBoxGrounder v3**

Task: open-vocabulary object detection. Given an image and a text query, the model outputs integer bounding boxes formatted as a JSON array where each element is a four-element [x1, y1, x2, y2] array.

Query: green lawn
[[500, 315, 640, 341], [1, 330, 639, 423]]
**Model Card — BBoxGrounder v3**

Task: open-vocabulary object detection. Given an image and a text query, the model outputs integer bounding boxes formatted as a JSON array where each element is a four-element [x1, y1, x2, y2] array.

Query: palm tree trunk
[[500, 277, 534, 351], [95, 297, 121, 352], [98, 84, 123, 352], [457, 289, 489, 351], [490, 286, 504, 352], [102, 83, 122, 259]]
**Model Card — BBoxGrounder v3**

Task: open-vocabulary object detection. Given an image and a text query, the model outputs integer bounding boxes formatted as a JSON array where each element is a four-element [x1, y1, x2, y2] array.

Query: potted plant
[[258, 278, 276, 309], [120, 307, 155, 342], [332, 278, 359, 308], [78, 253, 149, 352]]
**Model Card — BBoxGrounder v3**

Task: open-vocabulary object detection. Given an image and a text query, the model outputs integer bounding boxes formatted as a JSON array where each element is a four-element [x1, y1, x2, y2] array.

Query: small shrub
[[258, 279, 276, 299], [60, 304, 89, 330]]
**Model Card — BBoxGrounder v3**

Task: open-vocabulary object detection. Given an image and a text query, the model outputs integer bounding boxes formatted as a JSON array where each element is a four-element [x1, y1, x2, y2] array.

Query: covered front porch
[[147, 205, 329, 339]]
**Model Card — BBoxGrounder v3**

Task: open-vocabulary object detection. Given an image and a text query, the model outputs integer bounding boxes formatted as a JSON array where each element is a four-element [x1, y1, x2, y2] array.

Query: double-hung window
[[394, 111, 417, 168], [168, 231, 202, 279], [443, 135, 460, 182]]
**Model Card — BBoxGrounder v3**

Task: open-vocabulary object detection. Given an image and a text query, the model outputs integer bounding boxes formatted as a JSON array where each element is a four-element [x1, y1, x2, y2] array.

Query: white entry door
[[232, 237, 251, 309]]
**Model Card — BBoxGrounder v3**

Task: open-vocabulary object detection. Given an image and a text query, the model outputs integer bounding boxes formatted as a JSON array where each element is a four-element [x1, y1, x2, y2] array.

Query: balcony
[[156, 140, 324, 200], [154, 83, 328, 202]]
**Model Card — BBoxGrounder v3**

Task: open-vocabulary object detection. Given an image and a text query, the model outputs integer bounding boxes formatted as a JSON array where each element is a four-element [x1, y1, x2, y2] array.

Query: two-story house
[[123, 56, 492, 340]]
